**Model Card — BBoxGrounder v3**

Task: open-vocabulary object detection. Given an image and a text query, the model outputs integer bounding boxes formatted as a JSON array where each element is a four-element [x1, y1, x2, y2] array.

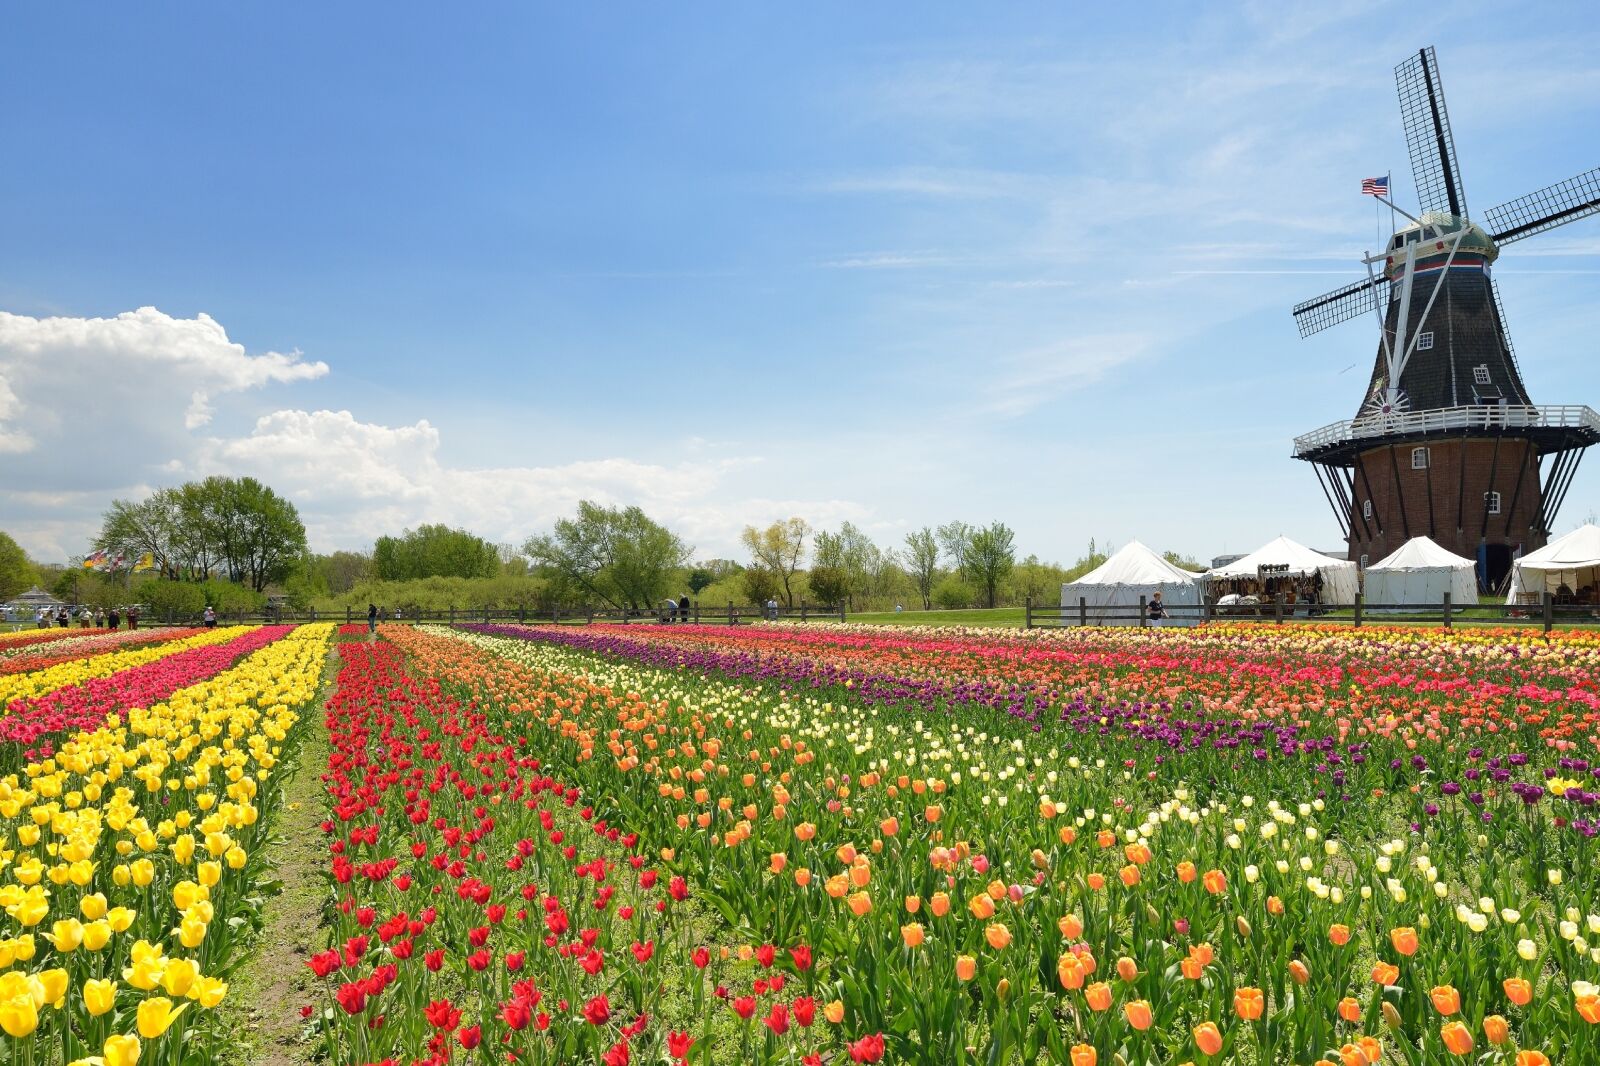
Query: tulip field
[[4, 620, 1600, 1065]]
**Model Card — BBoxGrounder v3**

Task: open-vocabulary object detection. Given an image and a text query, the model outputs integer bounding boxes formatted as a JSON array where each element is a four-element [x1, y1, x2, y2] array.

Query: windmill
[[1291, 46, 1600, 591]]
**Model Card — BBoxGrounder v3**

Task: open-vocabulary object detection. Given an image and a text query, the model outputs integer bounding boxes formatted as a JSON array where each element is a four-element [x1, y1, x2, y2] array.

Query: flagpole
[[1387, 170, 1396, 233]]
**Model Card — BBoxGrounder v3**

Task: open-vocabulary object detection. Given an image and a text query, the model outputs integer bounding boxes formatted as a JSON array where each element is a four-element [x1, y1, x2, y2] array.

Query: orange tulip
[[769, 853, 787, 874], [1357, 1036, 1382, 1063], [1288, 959, 1310, 985], [847, 891, 872, 917], [955, 955, 976, 981], [1189, 943, 1213, 966], [1329, 923, 1352, 946], [879, 816, 898, 837], [1338, 1043, 1370, 1066], [1116, 956, 1138, 982], [985, 923, 1012, 951], [794, 868, 812, 887], [929, 892, 950, 918], [1202, 869, 1227, 895], [1372, 961, 1400, 986], [1058, 954, 1086, 990], [1430, 985, 1460, 1016], [1390, 927, 1419, 957], [901, 923, 924, 948], [1503, 976, 1532, 1006], [1084, 982, 1112, 1012], [1234, 987, 1264, 1021], [1059, 825, 1077, 845], [1123, 842, 1151, 865], [1176, 861, 1197, 883], [1482, 1014, 1509, 1045], [1124, 1000, 1153, 1031], [1576, 991, 1600, 1024], [1193, 1021, 1223, 1056], [1070, 1045, 1097, 1066], [1087, 873, 1106, 891], [1440, 1021, 1474, 1055], [905, 895, 920, 914], [1337, 997, 1361, 1023], [1181, 956, 1204, 980], [1119, 864, 1141, 887], [1096, 829, 1116, 848], [924, 805, 942, 823], [968, 895, 995, 920], [1266, 895, 1285, 916], [1515, 1052, 1551, 1066], [1058, 913, 1084, 939]]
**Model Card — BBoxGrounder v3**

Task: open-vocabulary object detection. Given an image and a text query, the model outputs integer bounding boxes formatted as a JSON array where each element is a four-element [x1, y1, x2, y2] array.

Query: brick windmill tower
[[1292, 47, 1600, 591]]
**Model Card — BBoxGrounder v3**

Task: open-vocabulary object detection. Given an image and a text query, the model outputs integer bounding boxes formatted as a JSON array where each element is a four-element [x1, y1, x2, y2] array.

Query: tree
[[134, 578, 205, 620], [312, 550, 375, 594], [962, 522, 1016, 609], [686, 568, 716, 595], [739, 566, 781, 607], [524, 501, 692, 611], [0, 531, 35, 601], [904, 528, 939, 610], [374, 525, 500, 581], [932, 575, 974, 610], [1013, 554, 1068, 605], [937, 521, 974, 580], [808, 529, 851, 608], [1162, 550, 1206, 572], [741, 518, 809, 607]]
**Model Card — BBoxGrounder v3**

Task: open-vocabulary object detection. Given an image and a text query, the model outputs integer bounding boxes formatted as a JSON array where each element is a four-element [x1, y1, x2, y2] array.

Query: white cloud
[[982, 334, 1152, 418]]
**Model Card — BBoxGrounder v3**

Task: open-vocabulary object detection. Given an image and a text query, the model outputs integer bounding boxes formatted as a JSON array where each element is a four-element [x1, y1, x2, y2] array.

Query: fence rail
[[1293, 403, 1600, 456], [121, 601, 847, 629], [1025, 593, 1594, 633]]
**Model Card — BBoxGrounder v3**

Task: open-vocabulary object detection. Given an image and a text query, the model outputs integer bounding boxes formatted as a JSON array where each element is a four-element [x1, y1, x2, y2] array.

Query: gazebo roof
[[6, 586, 64, 607]]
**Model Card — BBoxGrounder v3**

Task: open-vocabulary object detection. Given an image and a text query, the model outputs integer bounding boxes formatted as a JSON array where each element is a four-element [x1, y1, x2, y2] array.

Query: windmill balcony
[[1293, 404, 1600, 460]]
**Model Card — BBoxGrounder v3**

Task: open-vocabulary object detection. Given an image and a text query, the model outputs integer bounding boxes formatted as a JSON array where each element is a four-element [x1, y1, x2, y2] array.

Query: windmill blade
[[1292, 276, 1388, 338], [1484, 166, 1600, 245], [1395, 47, 1468, 219]]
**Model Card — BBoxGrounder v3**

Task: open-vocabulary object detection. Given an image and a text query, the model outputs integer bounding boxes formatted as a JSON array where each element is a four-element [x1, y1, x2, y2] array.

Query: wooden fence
[[134, 601, 847, 629], [1025, 592, 1591, 634]]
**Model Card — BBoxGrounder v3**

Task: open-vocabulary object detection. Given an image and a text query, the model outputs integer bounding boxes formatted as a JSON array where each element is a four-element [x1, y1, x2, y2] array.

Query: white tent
[[1364, 537, 1478, 607], [1203, 535, 1359, 605], [1061, 541, 1201, 625], [1506, 524, 1600, 604]]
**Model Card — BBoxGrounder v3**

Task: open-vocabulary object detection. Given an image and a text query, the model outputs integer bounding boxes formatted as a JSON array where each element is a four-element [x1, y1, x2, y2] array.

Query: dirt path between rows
[[219, 648, 336, 1066]]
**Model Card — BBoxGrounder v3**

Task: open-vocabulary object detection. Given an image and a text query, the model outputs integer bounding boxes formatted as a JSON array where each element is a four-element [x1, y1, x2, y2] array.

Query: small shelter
[[1505, 524, 1600, 605], [1204, 535, 1359, 605], [3, 586, 64, 622], [1060, 541, 1202, 625], [1364, 536, 1478, 607]]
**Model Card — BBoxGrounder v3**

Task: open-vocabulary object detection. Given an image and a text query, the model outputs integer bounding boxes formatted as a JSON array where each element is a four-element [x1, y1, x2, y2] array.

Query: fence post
[[1139, 595, 1148, 628], [1025, 597, 1033, 630], [1078, 596, 1087, 627], [1353, 593, 1363, 628], [345, 606, 351, 625], [1543, 591, 1553, 635], [1274, 594, 1285, 624], [801, 600, 808, 622], [838, 605, 845, 622], [1442, 591, 1452, 629], [449, 605, 456, 625], [1202, 598, 1212, 623], [728, 601, 735, 626]]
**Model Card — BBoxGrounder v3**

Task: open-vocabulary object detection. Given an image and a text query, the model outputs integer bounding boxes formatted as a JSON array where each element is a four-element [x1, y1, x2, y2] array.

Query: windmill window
[[1473, 365, 1491, 385], [1411, 447, 1429, 469], [1485, 491, 1502, 515], [1359, 554, 1369, 570], [1416, 331, 1434, 350], [1362, 499, 1373, 519]]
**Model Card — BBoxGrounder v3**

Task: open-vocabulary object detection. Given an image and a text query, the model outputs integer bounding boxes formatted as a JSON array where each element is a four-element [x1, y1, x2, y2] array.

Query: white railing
[[1293, 404, 1600, 456]]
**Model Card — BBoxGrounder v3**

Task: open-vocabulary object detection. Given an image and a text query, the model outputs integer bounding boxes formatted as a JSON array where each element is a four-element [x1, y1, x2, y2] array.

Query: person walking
[[127, 605, 139, 630], [108, 607, 121, 630], [367, 602, 378, 635], [202, 605, 216, 629], [1147, 591, 1168, 627], [678, 594, 690, 623]]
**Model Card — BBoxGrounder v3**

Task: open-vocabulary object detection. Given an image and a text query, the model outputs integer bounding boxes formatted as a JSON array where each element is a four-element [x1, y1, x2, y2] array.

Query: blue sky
[[2, 2, 1597, 565]]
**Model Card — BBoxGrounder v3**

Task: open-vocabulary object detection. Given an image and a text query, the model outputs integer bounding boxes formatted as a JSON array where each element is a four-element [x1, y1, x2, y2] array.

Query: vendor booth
[[1204, 535, 1359, 607], [1060, 541, 1201, 625], [1505, 524, 1600, 606], [1364, 537, 1478, 608]]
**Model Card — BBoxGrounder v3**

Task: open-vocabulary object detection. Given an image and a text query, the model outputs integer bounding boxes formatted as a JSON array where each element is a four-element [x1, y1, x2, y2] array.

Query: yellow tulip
[[104, 1033, 142, 1066], [136, 997, 189, 1039], [0, 994, 39, 1037], [38, 968, 68, 1007], [48, 917, 85, 952], [80, 893, 108, 920], [192, 976, 228, 1008], [160, 958, 198, 998], [84, 978, 118, 1017]]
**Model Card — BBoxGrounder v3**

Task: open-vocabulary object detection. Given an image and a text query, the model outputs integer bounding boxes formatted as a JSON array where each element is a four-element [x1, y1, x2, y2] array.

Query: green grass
[[848, 607, 1028, 628]]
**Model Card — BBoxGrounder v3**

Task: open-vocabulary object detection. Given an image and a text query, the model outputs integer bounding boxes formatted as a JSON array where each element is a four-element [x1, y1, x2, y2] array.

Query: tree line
[[5, 482, 1204, 617]]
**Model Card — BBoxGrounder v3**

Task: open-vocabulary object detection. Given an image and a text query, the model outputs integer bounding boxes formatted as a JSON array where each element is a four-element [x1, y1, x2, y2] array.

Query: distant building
[[1210, 554, 1245, 570]]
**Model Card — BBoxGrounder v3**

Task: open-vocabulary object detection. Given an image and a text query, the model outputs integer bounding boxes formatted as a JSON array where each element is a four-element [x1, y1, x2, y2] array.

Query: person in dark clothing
[[1147, 591, 1167, 626], [108, 608, 120, 630], [678, 595, 690, 623], [127, 606, 139, 630], [367, 603, 378, 635], [57, 608, 69, 628]]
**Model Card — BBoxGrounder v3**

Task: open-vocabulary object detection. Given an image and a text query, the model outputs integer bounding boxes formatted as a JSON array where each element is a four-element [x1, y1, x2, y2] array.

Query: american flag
[[1361, 176, 1389, 196]]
